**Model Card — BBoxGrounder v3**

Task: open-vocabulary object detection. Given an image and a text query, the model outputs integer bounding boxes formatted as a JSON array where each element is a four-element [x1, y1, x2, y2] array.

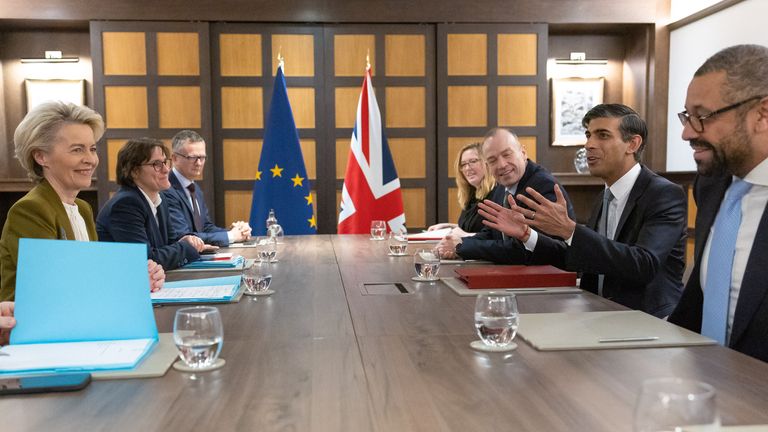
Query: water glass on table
[[472, 292, 519, 352], [255, 236, 278, 263], [388, 230, 408, 256], [242, 262, 273, 296], [173, 306, 224, 371], [413, 248, 440, 281], [633, 378, 720, 432], [370, 220, 386, 240]]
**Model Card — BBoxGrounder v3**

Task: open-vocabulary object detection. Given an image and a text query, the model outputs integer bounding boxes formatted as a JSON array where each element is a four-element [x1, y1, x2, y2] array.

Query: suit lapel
[[730, 200, 768, 345], [613, 166, 651, 239]]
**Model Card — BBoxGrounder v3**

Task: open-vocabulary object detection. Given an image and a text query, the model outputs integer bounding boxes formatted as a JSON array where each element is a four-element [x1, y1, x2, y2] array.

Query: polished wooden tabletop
[[3, 235, 768, 431]]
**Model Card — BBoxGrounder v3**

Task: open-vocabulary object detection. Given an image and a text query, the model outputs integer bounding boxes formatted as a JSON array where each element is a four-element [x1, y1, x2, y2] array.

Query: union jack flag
[[338, 67, 406, 234]]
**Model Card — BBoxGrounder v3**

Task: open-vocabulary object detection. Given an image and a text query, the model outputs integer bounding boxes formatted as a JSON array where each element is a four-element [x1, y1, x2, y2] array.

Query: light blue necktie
[[597, 189, 615, 297], [701, 178, 752, 345]]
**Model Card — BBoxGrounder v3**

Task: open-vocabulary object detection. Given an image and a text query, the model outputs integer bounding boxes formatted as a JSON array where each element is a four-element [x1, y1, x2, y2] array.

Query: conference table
[[3, 235, 768, 431]]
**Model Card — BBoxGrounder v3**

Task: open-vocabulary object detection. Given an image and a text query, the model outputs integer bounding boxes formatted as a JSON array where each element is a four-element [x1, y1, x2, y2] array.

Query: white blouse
[[62, 202, 90, 241]]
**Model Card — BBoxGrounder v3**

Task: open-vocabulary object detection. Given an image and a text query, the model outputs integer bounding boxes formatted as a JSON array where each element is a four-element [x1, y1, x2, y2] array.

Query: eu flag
[[249, 64, 316, 235]]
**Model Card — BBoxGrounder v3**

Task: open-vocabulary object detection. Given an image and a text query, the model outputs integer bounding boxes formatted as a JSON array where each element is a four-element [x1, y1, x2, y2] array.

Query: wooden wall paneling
[[325, 24, 435, 231], [437, 23, 548, 224], [91, 21, 211, 212], [212, 23, 325, 230]]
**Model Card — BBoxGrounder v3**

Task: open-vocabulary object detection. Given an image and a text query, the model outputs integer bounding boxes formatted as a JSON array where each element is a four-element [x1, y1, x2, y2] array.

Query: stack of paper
[[407, 228, 451, 242], [151, 275, 243, 304], [0, 239, 158, 376]]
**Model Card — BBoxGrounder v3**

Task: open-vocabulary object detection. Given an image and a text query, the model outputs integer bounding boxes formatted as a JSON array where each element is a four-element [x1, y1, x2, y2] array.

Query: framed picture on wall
[[551, 77, 604, 146], [25, 79, 85, 113]]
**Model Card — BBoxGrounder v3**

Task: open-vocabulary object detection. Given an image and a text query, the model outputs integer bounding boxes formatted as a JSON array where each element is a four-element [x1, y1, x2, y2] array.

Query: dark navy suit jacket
[[531, 165, 686, 318], [163, 171, 229, 246], [456, 160, 574, 263], [96, 185, 200, 270], [670, 173, 768, 362]]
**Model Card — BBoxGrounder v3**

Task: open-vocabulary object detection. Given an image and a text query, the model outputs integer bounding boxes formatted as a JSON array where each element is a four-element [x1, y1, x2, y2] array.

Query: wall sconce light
[[555, 52, 608, 65], [21, 51, 80, 64]]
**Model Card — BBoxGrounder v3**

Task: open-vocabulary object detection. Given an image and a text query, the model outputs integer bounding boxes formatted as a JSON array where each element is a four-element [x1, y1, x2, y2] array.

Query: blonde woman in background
[[428, 142, 499, 233]]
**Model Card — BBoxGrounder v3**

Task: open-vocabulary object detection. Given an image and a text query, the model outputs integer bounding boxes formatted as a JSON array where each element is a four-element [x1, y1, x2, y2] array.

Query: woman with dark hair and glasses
[[96, 137, 210, 270]]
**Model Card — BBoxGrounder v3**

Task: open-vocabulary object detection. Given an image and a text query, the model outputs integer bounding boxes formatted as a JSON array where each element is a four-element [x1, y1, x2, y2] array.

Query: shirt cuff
[[227, 231, 236, 242], [524, 229, 538, 251], [564, 230, 575, 246]]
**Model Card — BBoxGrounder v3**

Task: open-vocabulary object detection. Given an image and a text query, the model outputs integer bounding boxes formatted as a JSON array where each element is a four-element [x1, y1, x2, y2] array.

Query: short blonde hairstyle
[[14, 101, 105, 182], [454, 142, 496, 209]]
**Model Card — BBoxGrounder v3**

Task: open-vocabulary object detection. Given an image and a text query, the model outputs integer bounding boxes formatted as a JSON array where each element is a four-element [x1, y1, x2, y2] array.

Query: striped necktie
[[701, 178, 752, 345]]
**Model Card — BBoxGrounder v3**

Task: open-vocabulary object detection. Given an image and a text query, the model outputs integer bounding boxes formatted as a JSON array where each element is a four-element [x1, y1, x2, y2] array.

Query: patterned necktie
[[702, 178, 752, 345], [187, 183, 203, 232], [597, 189, 615, 297]]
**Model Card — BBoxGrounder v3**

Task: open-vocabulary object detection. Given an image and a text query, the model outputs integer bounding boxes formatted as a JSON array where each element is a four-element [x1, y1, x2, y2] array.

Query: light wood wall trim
[[91, 21, 212, 213]]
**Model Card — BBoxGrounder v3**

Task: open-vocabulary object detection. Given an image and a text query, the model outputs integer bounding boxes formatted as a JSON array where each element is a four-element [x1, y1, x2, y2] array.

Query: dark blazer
[[163, 171, 229, 246], [457, 186, 502, 233], [0, 179, 97, 301], [456, 160, 575, 263], [96, 185, 199, 270], [669, 174, 768, 362], [531, 165, 686, 318]]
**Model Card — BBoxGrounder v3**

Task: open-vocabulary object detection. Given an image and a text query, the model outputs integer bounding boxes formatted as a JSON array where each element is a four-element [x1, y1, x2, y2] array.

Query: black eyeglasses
[[678, 95, 765, 133], [174, 152, 207, 163], [141, 159, 171, 172]]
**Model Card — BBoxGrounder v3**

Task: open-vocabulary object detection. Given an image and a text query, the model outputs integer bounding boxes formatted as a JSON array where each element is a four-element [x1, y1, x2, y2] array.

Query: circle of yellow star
[[308, 215, 317, 228], [291, 174, 305, 187], [255, 170, 262, 180], [304, 193, 313, 205], [270, 164, 284, 177]]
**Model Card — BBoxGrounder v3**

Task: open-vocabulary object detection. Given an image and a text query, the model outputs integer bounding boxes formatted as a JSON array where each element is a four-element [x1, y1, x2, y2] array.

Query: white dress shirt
[[700, 157, 768, 344], [62, 202, 90, 241], [137, 187, 162, 226]]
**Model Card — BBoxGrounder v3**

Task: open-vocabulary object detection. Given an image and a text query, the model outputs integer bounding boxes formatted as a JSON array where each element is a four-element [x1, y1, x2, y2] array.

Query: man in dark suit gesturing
[[163, 130, 251, 247], [480, 104, 687, 318], [668, 45, 768, 362], [435, 128, 574, 264]]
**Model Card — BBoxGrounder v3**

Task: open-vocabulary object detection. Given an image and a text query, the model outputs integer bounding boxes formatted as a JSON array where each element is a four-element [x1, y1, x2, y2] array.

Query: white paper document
[[151, 284, 235, 300], [407, 228, 451, 242], [0, 338, 156, 374]]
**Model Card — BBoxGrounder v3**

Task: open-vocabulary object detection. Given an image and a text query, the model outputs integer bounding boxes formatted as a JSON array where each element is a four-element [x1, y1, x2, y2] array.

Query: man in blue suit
[[163, 130, 251, 247], [669, 44, 768, 362]]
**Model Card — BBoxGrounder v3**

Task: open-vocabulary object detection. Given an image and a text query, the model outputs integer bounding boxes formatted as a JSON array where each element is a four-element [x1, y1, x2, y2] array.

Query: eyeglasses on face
[[174, 152, 207, 163], [678, 95, 765, 133], [460, 158, 481, 170], [141, 159, 171, 172]]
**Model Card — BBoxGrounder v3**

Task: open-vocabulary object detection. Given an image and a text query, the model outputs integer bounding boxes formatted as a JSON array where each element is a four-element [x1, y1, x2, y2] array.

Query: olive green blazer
[[0, 180, 97, 301]]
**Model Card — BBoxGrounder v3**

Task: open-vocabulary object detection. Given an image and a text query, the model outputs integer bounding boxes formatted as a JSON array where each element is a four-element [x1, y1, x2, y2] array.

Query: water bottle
[[266, 209, 277, 231]]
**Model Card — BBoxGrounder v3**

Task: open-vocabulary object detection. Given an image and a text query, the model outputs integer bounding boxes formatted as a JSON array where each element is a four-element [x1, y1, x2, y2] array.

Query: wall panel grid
[[212, 24, 324, 231], [325, 25, 436, 232], [437, 23, 548, 224], [91, 21, 213, 214]]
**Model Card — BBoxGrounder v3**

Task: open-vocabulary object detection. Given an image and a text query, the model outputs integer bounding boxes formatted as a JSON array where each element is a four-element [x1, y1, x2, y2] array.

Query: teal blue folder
[[182, 255, 245, 269], [152, 275, 242, 304], [3, 239, 158, 374]]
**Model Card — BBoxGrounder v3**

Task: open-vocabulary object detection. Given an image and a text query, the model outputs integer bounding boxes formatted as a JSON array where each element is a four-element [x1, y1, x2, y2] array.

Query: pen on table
[[598, 336, 659, 343]]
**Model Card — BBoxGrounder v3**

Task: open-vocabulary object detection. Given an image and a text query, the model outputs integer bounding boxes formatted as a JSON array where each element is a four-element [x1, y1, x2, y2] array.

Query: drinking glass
[[370, 220, 386, 240], [413, 248, 440, 281], [242, 262, 273, 295], [474, 293, 519, 348], [255, 236, 277, 263], [268, 223, 284, 244], [633, 378, 720, 432], [388, 230, 408, 256], [173, 306, 224, 369]]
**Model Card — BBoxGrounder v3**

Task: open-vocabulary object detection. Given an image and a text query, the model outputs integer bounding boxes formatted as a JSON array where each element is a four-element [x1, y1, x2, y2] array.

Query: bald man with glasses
[[669, 44, 768, 363], [163, 130, 251, 247]]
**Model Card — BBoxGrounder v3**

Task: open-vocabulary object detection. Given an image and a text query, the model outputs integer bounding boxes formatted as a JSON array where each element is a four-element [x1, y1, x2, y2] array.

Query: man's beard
[[691, 120, 751, 177], [691, 139, 726, 176]]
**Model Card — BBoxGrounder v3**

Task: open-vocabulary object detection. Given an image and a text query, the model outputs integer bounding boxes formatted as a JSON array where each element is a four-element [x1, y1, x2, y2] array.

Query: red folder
[[454, 265, 577, 289]]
